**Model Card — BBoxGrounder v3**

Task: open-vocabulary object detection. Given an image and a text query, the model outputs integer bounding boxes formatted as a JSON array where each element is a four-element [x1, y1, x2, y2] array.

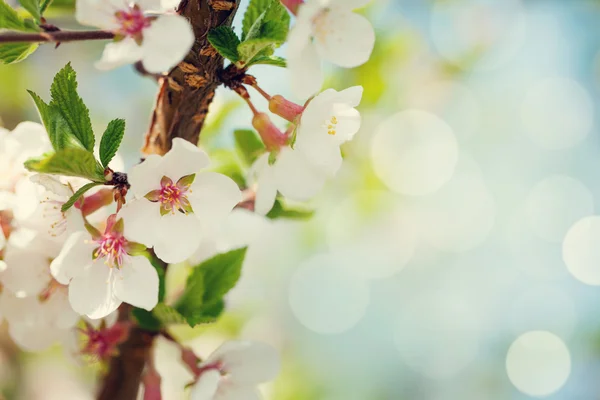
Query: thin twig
[[0, 30, 114, 44]]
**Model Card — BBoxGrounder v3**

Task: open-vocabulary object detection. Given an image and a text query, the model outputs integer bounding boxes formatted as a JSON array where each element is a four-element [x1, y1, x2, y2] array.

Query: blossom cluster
[[0, 0, 375, 397]]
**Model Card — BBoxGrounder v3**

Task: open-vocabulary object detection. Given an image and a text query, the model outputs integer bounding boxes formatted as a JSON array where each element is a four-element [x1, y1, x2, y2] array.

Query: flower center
[[115, 5, 151, 38], [326, 115, 338, 135], [312, 8, 332, 43], [145, 175, 196, 216], [94, 233, 127, 268], [41, 196, 67, 237]]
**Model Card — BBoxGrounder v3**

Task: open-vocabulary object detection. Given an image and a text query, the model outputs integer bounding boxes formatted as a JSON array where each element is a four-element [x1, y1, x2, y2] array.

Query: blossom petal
[[251, 155, 278, 216], [188, 172, 241, 226], [1, 248, 51, 296], [68, 263, 121, 319], [336, 85, 363, 108], [137, 0, 163, 11], [313, 10, 375, 68], [50, 231, 95, 284], [128, 154, 163, 198], [206, 341, 280, 384], [154, 212, 204, 264], [47, 289, 80, 329], [141, 14, 194, 73], [190, 370, 220, 400], [95, 38, 144, 71], [114, 256, 158, 310], [75, 0, 121, 29], [8, 322, 64, 352], [159, 138, 210, 182], [288, 42, 324, 100], [119, 199, 161, 247], [215, 383, 260, 400], [274, 148, 328, 200]]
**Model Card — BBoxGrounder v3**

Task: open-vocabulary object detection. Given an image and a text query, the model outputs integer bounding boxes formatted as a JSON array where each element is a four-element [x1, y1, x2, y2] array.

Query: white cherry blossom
[[190, 341, 280, 400], [287, 0, 375, 98], [119, 138, 241, 264], [0, 287, 79, 351], [76, 0, 194, 73], [251, 86, 362, 214], [50, 215, 158, 319]]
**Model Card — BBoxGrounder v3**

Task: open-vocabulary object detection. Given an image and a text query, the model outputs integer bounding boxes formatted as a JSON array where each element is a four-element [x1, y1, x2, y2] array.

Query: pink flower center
[[145, 175, 196, 216], [115, 5, 151, 38], [94, 233, 127, 268]]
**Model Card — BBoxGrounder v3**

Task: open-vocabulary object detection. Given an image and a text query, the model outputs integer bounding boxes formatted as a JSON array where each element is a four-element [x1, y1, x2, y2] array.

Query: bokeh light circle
[[371, 110, 459, 196], [506, 331, 571, 397], [563, 216, 600, 285], [289, 253, 370, 334], [521, 78, 594, 150], [525, 175, 594, 243]]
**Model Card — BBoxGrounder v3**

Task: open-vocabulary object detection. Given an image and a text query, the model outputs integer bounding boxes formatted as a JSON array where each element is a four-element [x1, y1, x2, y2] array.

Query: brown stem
[[143, 0, 240, 155], [98, 1, 240, 398], [0, 30, 114, 43]]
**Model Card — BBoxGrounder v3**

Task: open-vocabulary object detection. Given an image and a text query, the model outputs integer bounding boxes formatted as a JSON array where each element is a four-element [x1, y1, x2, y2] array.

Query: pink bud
[[77, 188, 114, 216], [269, 95, 305, 123], [252, 113, 289, 151], [280, 0, 303, 15]]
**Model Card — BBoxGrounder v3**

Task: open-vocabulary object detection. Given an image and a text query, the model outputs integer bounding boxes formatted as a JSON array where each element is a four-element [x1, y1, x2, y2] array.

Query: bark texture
[[143, 0, 240, 155]]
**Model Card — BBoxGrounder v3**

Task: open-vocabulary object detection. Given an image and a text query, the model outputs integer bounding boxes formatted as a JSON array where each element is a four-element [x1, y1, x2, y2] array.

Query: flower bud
[[280, 0, 304, 15], [269, 95, 304, 123], [252, 113, 289, 151]]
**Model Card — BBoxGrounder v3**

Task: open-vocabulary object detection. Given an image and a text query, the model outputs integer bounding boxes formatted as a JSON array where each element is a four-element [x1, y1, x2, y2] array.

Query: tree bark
[[143, 0, 240, 155], [97, 1, 240, 398]]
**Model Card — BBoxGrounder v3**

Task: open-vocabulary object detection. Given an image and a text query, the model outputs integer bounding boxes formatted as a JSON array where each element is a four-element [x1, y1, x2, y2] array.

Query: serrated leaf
[[241, 0, 271, 41], [199, 247, 247, 305], [99, 119, 125, 168], [266, 199, 314, 220], [234, 129, 265, 165], [247, 55, 286, 68], [188, 299, 225, 325], [0, 42, 38, 64], [0, 0, 37, 30], [39, 0, 53, 13], [18, 0, 40, 21], [207, 26, 240, 63], [27, 90, 70, 149], [61, 181, 102, 212], [49, 63, 95, 152], [24, 148, 105, 182], [238, 38, 275, 63]]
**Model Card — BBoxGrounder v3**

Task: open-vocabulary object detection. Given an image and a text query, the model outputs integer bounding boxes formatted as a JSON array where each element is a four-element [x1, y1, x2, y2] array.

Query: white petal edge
[[113, 256, 159, 310], [141, 14, 195, 73]]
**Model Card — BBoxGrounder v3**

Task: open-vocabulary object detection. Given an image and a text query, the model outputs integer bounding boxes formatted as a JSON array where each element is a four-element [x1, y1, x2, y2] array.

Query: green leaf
[[132, 308, 162, 331], [247, 55, 286, 68], [200, 247, 247, 305], [174, 267, 205, 324], [207, 26, 240, 63], [60, 182, 102, 212], [152, 303, 187, 325], [0, 0, 37, 30], [241, 0, 270, 41], [173, 248, 246, 327], [0, 42, 38, 64], [234, 129, 265, 165], [238, 0, 289, 63], [24, 148, 105, 182], [266, 199, 314, 220], [18, 0, 40, 21], [49, 63, 95, 152], [209, 149, 246, 188], [39, 0, 52, 13], [27, 90, 70, 150], [99, 119, 125, 168]]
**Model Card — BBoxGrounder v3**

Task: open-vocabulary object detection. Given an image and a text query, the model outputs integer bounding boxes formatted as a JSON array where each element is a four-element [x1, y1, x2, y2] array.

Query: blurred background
[[2, 0, 600, 399]]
